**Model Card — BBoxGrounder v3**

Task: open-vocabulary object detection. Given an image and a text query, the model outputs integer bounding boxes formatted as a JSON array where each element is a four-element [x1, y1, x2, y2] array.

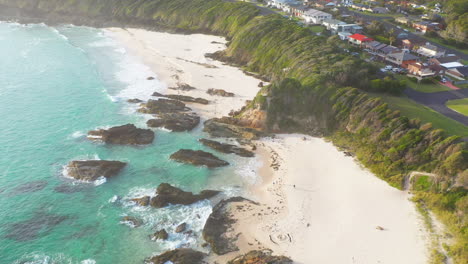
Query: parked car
[[384, 65, 393, 70], [441, 77, 447, 83]]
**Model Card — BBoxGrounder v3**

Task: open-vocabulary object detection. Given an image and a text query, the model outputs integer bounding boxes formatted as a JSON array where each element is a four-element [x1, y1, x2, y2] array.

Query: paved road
[[341, 8, 468, 60], [404, 88, 468, 126]]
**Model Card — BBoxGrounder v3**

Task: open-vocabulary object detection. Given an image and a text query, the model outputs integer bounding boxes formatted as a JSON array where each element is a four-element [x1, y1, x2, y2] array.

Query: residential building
[[408, 62, 435, 77], [395, 16, 411, 25], [412, 21, 440, 33], [377, 45, 399, 58], [372, 7, 390, 14], [289, 3, 308, 17], [417, 43, 445, 58], [385, 51, 419, 68], [302, 9, 332, 24], [348, 33, 373, 46], [429, 56, 461, 66], [440, 62, 465, 70], [446, 66, 468, 80], [322, 19, 361, 33], [401, 38, 425, 51], [338, 32, 352, 40]]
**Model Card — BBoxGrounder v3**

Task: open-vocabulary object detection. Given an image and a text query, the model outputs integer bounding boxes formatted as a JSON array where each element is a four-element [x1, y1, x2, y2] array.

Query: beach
[[107, 28, 429, 263]]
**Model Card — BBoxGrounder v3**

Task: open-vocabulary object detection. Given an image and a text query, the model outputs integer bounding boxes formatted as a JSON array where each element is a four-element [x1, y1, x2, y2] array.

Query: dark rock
[[203, 197, 258, 255], [152, 92, 165, 97], [166, 94, 209, 105], [127, 98, 143, 103], [175, 223, 187, 233], [170, 149, 229, 168], [66, 160, 127, 181], [150, 229, 169, 241], [147, 77, 155, 80], [147, 112, 200, 132], [132, 196, 150, 206], [227, 249, 293, 264], [146, 248, 206, 264], [88, 124, 154, 145], [138, 99, 191, 114], [203, 118, 263, 140], [149, 183, 220, 208], [199, 139, 254, 157], [258, 82, 264, 88], [121, 216, 142, 228], [8, 181, 48, 196], [169, 83, 196, 91], [207, 88, 234, 97], [4, 211, 69, 242]]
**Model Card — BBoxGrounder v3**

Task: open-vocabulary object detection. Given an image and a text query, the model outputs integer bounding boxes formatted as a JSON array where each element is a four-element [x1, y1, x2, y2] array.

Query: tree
[[366, 21, 385, 35]]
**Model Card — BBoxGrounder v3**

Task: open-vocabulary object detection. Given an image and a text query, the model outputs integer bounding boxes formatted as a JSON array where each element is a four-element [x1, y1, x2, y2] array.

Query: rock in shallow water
[[199, 138, 254, 157], [147, 112, 200, 132], [175, 223, 187, 233], [149, 183, 220, 208], [227, 249, 293, 264], [165, 94, 209, 105], [145, 248, 206, 264], [139, 99, 191, 114], [66, 160, 127, 182], [206, 88, 234, 97], [88, 124, 154, 145], [121, 216, 143, 228], [170, 149, 229, 168], [150, 229, 169, 241]]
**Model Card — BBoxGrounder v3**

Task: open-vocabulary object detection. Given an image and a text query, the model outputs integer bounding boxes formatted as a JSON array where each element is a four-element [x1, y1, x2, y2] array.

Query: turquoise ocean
[[0, 22, 258, 264]]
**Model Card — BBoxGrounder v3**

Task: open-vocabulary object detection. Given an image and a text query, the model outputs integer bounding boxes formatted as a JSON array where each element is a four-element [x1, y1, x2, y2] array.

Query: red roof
[[349, 33, 373, 42]]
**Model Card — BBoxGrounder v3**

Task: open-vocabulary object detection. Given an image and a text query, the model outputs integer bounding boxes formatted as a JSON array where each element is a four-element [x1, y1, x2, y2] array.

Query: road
[[341, 8, 468, 60], [404, 88, 468, 126]]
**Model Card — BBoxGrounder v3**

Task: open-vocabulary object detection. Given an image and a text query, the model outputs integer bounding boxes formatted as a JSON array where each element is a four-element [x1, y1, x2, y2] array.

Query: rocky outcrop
[[138, 99, 191, 114], [150, 229, 168, 241], [169, 83, 196, 91], [199, 139, 254, 157], [146, 248, 206, 264], [228, 250, 293, 264], [88, 124, 154, 145], [66, 160, 127, 181], [127, 98, 143, 103], [207, 88, 234, 97], [203, 118, 263, 140], [147, 112, 200, 132], [147, 76, 155, 80], [121, 216, 142, 228], [166, 95, 209, 105], [175, 223, 187, 233], [132, 196, 150, 206], [170, 149, 229, 168], [203, 197, 258, 255], [149, 183, 220, 208]]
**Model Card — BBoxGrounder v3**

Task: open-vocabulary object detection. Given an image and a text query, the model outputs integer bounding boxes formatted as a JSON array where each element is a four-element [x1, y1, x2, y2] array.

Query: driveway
[[404, 88, 468, 126]]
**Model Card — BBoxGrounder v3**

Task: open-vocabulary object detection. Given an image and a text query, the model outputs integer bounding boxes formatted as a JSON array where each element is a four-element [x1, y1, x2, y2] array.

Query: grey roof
[[434, 56, 460, 64], [380, 45, 399, 54], [455, 66, 468, 76], [388, 52, 419, 61]]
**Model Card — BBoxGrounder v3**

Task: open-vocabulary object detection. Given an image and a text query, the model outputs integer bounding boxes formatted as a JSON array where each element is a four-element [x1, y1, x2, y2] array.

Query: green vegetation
[[397, 75, 452, 93], [0, 0, 466, 262], [447, 98, 468, 116], [413, 175, 433, 191], [308, 25, 325, 33], [377, 95, 468, 137]]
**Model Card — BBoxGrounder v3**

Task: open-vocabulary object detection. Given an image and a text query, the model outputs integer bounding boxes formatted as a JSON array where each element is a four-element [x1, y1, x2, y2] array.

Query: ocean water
[[0, 22, 256, 264]]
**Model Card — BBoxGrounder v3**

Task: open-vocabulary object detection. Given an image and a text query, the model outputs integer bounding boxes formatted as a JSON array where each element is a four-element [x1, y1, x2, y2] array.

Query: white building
[[417, 43, 446, 58], [303, 9, 332, 24]]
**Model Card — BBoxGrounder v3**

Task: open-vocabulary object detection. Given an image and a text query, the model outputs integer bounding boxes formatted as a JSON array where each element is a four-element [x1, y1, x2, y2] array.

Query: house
[[289, 3, 309, 17], [302, 9, 332, 24], [412, 21, 441, 33], [364, 40, 383, 53], [372, 7, 390, 14], [401, 38, 425, 51], [351, 3, 373, 12], [408, 62, 436, 77], [417, 43, 445, 58], [440, 62, 465, 70], [385, 51, 419, 68], [377, 45, 399, 58], [348, 33, 373, 46], [322, 19, 361, 33], [395, 16, 411, 25], [338, 32, 352, 40], [446, 66, 468, 80], [429, 56, 461, 66]]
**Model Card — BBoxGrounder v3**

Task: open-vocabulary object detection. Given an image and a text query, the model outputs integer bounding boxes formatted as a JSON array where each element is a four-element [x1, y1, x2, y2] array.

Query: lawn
[[308, 25, 325, 33], [372, 94, 468, 137], [396, 76, 452, 93], [446, 98, 468, 117]]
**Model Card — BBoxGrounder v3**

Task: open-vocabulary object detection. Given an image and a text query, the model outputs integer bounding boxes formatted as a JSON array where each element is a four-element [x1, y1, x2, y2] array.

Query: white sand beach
[[107, 28, 429, 263]]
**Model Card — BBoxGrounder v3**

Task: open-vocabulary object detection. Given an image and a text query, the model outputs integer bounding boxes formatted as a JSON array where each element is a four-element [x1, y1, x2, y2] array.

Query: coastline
[[107, 28, 430, 263]]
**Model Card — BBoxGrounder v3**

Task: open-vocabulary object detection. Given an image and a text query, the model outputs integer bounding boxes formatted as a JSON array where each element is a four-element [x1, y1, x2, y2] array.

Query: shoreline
[[107, 27, 430, 263]]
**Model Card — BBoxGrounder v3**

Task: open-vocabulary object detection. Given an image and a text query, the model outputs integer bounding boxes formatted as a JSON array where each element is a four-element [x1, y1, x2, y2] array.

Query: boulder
[[88, 124, 154, 145], [150, 229, 169, 241], [66, 160, 127, 181], [132, 196, 150, 206], [147, 76, 155, 80], [138, 99, 191, 114], [207, 88, 234, 97], [170, 149, 229, 168], [228, 250, 293, 264], [147, 112, 200, 132], [169, 83, 196, 91], [199, 139, 254, 157], [146, 248, 206, 264], [203, 197, 258, 255], [175, 223, 187, 233], [166, 95, 209, 105], [121, 216, 142, 228], [149, 183, 220, 208], [127, 98, 143, 103], [152, 92, 165, 97], [203, 118, 263, 140]]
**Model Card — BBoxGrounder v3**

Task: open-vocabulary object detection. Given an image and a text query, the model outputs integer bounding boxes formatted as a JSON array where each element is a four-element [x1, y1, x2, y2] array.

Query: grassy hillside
[[0, 0, 466, 262]]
